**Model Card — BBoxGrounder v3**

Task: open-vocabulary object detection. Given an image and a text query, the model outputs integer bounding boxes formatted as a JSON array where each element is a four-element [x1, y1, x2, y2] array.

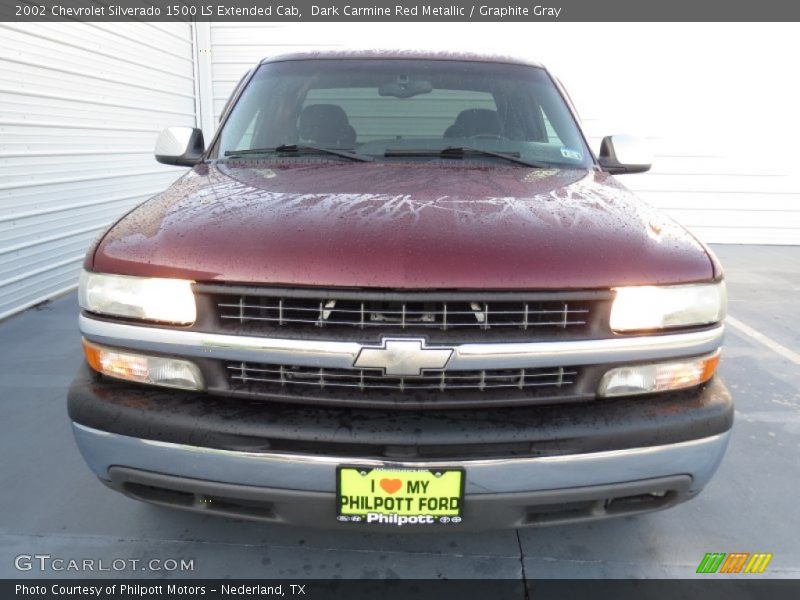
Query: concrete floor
[[0, 244, 798, 579]]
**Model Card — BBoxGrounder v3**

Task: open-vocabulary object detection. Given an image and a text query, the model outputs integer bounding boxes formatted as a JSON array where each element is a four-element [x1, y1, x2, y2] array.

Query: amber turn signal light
[[598, 350, 720, 398], [82, 339, 203, 391]]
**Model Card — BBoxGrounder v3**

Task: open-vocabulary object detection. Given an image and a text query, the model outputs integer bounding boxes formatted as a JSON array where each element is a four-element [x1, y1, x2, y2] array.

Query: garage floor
[[0, 245, 798, 579]]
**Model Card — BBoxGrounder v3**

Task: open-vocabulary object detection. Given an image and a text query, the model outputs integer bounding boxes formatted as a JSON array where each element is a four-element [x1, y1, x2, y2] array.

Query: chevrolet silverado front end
[[68, 51, 732, 529]]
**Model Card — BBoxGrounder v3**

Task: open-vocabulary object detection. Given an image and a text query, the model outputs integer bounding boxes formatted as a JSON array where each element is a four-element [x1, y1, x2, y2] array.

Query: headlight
[[598, 350, 720, 398], [610, 282, 726, 332], [79, 270, 196, 324], [83, 339, 204, 390]]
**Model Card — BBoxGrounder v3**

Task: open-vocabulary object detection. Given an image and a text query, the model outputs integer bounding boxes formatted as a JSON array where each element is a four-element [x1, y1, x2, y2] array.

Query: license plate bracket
[[336, 466, 465, 526]]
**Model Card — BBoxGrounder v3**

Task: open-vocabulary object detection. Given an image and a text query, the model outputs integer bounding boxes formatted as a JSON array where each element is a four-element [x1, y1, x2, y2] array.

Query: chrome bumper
[[78, 314, 725, 371], [72, 422, 730, 495]]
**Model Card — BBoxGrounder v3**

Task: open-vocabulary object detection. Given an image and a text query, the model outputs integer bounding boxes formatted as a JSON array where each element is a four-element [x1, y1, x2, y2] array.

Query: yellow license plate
[[337, 466, 464, 526]]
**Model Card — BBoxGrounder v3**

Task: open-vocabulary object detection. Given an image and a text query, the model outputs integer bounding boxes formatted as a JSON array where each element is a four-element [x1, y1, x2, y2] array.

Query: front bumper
[[69, 367, 733, 529]]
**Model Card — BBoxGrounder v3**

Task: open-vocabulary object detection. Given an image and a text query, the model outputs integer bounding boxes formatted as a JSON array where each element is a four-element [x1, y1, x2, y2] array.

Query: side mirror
[[155, 127, 205, 166], [598, 135, 652, 174]]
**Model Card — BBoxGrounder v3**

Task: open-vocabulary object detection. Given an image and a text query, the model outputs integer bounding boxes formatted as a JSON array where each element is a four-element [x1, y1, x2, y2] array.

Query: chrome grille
[[217, 297, 590, 331], [227, 362, 578, 393]]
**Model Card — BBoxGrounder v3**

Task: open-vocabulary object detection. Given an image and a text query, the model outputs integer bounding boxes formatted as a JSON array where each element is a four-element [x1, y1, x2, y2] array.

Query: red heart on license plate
[[380, 478, 403, 494]]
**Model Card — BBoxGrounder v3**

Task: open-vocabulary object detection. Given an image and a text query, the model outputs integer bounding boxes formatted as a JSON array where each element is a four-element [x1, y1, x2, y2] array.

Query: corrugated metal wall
[[204, 22, 800, 246], [0, 22, 196, 319]]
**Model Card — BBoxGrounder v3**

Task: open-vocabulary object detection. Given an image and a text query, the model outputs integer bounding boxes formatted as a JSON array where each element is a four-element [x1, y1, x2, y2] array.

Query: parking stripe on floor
[[726, 315, 800, 365]]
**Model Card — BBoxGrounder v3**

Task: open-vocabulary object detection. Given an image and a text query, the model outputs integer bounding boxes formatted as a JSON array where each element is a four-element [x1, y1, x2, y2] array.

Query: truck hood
[[91, 161, 713, 289]]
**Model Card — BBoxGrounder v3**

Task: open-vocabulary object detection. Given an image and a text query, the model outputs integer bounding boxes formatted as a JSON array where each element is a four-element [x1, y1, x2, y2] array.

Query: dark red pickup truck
[[69, 51, 731, 529]]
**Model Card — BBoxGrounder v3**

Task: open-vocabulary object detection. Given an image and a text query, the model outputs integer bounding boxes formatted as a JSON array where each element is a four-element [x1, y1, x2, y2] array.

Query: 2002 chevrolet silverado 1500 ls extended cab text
[[68, 51, 731, 530]]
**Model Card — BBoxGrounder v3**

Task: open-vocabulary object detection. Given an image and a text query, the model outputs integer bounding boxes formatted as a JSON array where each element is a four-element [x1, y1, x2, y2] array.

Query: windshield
[[214, 59, 593, 169]]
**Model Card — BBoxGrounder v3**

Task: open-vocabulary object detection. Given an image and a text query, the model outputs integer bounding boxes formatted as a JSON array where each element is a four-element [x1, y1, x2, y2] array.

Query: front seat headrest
[[444, 109, 502, 138], [298, 104, 357, 147]]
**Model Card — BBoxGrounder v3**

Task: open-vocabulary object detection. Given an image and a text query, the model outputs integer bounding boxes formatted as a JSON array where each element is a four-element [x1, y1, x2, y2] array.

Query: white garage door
[[203, 22, 800, 246], [0, 22, 197, 320]]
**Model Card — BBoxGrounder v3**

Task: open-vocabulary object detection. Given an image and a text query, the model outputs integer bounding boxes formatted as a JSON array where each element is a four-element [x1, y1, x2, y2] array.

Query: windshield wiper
[[384, 146, 549, 168], [224, 144, 374, 162]]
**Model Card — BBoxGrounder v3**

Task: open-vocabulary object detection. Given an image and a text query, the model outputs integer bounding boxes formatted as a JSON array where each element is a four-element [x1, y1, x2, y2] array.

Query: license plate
[[337, 466, 464, 526]]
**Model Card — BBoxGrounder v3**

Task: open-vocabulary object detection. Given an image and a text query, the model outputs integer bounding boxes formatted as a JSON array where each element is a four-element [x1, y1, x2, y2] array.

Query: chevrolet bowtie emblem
[[353, 338, 454, 376]]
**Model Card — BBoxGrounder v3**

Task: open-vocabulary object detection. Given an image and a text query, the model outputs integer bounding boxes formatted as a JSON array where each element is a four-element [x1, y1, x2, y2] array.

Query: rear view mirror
[[379, 77, 432, 98], [155, 127, 205, 166], [598, 135, 652, 174]]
